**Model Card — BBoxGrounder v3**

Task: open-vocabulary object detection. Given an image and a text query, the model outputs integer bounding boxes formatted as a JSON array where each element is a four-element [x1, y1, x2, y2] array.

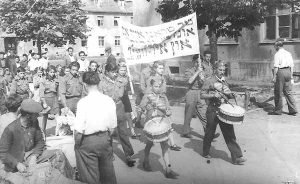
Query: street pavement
[[43, 92, 300, 184]]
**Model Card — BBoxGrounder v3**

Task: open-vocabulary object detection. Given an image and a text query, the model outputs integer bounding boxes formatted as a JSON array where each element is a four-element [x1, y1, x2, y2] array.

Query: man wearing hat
[[0, 99, 75, 179], [269, 39, 298, 116], [105, 46, 117, 66]]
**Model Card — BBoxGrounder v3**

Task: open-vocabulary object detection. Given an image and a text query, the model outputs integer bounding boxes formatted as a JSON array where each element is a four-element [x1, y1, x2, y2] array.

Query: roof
[[82, 0, 132, 14]]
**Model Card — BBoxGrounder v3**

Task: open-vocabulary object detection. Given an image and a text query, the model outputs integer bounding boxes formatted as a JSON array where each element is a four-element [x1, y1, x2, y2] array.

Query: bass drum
[[143, 117, 172, 143], [217, 104, 245, 125]]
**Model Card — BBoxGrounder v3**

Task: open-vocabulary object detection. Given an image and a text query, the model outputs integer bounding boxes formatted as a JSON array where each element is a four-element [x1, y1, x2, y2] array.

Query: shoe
[[131, 133, 141, 139], [170, 144, 181, 151], [126, 157, 136, 167], [233, 157, 247, 165], [268, 111, 282, 115], [181, 134, 192, 138], [213, 133, 220, 139], [165, 170, 179, 179], [203, 154, 212, 159], [288, 112, 298, 116], [142, 162, 152, 171]]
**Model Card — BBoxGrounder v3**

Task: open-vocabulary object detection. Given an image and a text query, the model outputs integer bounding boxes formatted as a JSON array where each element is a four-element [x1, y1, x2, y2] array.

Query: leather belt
[[279, 67, 290, 69]]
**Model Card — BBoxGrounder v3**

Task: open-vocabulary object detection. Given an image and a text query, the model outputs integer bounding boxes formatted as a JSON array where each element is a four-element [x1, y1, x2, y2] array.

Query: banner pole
[[125, 60, 135, 95]]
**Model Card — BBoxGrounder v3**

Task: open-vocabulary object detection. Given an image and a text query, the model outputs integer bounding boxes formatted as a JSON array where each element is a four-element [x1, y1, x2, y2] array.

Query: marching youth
[[200, 61, 246, 165], [98, 62, 136, 167]]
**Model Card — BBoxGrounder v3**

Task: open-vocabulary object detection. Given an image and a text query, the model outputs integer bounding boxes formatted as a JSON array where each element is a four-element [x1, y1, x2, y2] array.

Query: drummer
[[140, 79, 179, 179], [200, 61, 246, 165]]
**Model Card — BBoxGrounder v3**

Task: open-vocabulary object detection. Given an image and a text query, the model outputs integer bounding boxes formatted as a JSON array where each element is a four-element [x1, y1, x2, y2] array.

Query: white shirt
[[274, 48, 294, 68], [78, 59, 89, 72], [28, 59, 41, 71], [69, 55, 76, 63], [74, 90, 117, 135], [39, 57, 49, 69]]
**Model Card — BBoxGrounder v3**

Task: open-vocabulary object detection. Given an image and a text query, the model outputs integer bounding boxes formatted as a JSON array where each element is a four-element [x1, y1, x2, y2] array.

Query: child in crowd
[[32, 67, 45, 102]]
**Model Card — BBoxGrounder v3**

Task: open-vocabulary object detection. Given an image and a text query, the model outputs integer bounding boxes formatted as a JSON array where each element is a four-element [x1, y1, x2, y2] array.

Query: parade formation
[[0, 1, 299, 184]]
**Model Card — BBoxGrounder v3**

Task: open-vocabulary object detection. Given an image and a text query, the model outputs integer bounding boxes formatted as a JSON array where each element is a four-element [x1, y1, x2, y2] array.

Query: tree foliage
[[148, 0, 299, 62], [0, 0, 89, 55]]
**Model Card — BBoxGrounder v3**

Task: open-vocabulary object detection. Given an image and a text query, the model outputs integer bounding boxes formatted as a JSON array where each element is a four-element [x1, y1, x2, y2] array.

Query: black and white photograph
[[0, 0, 299, 183]]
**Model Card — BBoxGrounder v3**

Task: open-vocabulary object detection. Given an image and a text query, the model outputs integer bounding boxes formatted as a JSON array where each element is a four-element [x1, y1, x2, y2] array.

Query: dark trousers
[[274, 68, 297, 113], [116, 102, 134, 158], [74, 132, 117, 184], [203, 106, 243, 162], [66, 97, 80, 114], [182, 89, 207, 135]]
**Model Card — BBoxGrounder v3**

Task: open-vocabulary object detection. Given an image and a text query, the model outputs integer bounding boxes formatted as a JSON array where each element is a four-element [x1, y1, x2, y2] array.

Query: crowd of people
[[0, 38, 297, 184]]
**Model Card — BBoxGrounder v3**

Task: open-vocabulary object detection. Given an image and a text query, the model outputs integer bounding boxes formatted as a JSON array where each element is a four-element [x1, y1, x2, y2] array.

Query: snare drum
[[217, 104, 245, 125], [143, 117, 172, 143]]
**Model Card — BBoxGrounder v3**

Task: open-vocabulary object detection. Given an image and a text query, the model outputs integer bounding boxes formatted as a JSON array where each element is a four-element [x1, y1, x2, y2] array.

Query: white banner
[[119, 13, 200, 65]]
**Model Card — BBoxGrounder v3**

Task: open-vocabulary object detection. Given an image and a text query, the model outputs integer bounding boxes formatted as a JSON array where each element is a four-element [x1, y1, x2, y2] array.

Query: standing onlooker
[[64, 47, 78, 67], [59, 62, 84, 114], [15, 56, 21, 68], [40, 52, 49, 70], [20, 54, 29, 68], [88, 60, 98, 72], [269, 39, 298, 116], [77, 51, 89, 73], [10, 67, 32, 100], [74, 71, 117, 184], [8, 55, 18, 77], [105, 46, 117, 66], [27, 52, 40, 71], [0, 68, 8, 115]]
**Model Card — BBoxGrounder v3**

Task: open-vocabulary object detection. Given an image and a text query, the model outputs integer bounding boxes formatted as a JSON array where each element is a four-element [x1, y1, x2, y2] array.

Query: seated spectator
[[0, 94, 22, 137]]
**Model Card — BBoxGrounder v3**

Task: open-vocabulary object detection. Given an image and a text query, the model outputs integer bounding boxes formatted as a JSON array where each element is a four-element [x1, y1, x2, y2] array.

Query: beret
[[20, 99, 43, 113]]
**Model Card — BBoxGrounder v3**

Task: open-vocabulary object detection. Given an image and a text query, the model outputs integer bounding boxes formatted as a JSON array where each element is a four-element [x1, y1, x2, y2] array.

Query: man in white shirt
[[39, 52, 49, 70], [63, 47, 77, 67], [77, 51, 89, 73], [270, 39, 297, 116], [74, 71, 117, 184], [27, 52, 40, 71]]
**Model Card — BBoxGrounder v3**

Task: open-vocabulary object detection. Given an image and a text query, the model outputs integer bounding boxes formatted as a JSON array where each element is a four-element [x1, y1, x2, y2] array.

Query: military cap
[[20, 99, 43, 113], [105, 46, 112, 52]]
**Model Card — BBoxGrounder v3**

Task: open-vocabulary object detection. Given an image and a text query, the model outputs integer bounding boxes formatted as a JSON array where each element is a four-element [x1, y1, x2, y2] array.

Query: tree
[[0, 0, 89, 56], [147, 0, 298, 64]]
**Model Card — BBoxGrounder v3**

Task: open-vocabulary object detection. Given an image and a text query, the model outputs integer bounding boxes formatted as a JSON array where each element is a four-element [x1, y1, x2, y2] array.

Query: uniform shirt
[[274, 48, 294, 68], [74, 90, 117, 135], [185, 67, 201, 89], [201, 61, 214, 79], [77, 59, 89, 72], [201, 75, 232, 107], [117, 74, 131, 92], [0, 118, 44, 172], [39, 77, 59, 98], [98, 75, 124, 102], [140, 66, 152, 93], [10, 76, 30, 95], [145, 74, 167, 94], [59, 73, 84, 98], [140, 92, 170, 120]]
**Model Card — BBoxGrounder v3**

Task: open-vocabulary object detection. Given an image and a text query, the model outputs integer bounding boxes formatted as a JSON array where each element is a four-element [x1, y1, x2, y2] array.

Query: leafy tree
[[147, 0, 298, 64], [0, 0, 89, 56]]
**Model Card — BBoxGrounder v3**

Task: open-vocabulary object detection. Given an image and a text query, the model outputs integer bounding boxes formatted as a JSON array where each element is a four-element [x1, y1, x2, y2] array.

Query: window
[[98, 36, 104, 47], [81, 39, 87, 47], [264, 9, 300, 40], [116, 53, 120, 56], [100, 54, 104, 56], [114, 17, 120, 26], [97, 16, 104, 26], [115, 36, 120, 46], [169, 66, 180, 74]]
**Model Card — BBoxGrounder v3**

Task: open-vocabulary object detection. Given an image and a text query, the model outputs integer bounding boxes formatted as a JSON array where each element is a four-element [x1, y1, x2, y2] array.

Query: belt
[[17, 91, 29, 95], [66, 96, 80, 99], [279, 67, 290, 69], [84, 130, 108, 136], [45, 91, 56, 94]]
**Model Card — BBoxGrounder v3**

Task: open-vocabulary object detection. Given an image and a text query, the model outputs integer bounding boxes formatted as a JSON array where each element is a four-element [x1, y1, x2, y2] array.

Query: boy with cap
[[0, 99, 75, 179]]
